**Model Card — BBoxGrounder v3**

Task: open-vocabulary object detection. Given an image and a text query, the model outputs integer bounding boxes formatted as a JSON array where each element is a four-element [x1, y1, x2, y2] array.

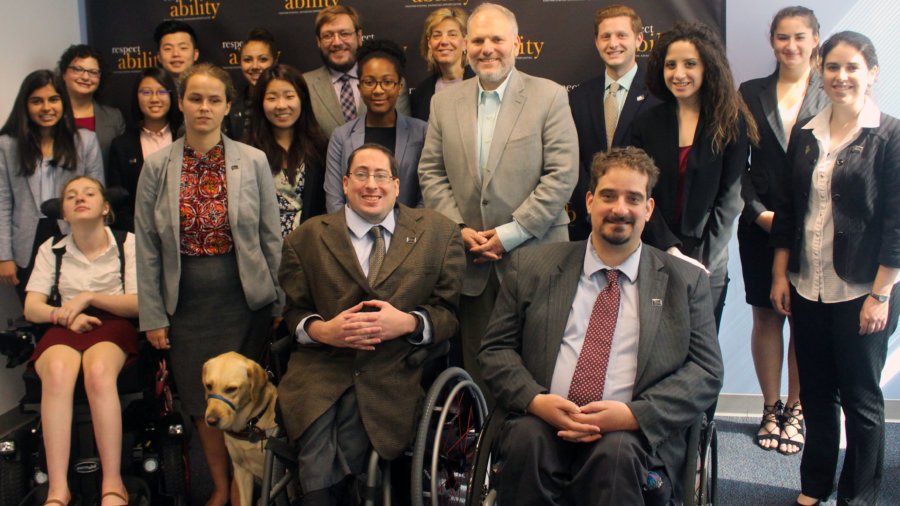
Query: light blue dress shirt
[[603, 63, 638, 116]]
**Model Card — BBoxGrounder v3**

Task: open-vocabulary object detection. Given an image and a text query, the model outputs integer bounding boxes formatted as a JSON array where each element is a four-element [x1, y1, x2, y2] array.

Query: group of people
[[0, 2, 896, 506]]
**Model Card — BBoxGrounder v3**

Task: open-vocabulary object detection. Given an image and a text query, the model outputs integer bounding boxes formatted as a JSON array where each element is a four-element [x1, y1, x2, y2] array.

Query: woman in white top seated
[[23, 175, 138, 506]]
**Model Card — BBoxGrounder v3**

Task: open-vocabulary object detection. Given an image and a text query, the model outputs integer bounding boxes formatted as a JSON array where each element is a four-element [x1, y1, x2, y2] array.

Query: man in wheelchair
[[478, 147, 724, 505], [276, 144, 465, 506]]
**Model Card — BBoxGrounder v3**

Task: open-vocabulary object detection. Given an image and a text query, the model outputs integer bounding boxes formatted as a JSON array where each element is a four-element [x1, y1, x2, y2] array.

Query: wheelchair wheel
[[695, 419, 718, 506], [411, 367, 488, 506], [0, 458, 27, 506], [260, 427, 296, 506], [161, 442, 189, 500]]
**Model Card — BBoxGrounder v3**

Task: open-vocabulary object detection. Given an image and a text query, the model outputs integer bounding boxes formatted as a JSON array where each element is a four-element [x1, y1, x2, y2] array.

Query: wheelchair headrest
[[40, 186, 130, 221]]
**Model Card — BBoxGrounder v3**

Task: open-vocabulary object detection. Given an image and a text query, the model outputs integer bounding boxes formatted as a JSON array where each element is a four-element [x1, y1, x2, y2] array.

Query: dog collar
[[207, 393, 237, 412], [227, 396, 274, 444]]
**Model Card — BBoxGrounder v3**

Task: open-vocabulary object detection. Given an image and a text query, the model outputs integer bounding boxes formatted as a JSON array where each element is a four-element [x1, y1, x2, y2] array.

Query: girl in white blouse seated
[[23, 175, 137, 506]]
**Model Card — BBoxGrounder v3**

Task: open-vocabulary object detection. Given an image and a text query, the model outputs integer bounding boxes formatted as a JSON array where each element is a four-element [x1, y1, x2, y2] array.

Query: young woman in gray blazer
[[135, 63, 282, 506]]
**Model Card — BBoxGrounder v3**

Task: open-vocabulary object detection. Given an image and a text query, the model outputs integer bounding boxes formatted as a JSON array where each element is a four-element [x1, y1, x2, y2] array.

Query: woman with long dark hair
[[0, 70, 103, 301], [631, 21, 759, 328], [771, 31, 900, 506], [738, 6, 828, 456], [229, 27, 278, 141], [135, 63, 281, 505], [107, 68, 182, 231], [246, 64, 329, 236]]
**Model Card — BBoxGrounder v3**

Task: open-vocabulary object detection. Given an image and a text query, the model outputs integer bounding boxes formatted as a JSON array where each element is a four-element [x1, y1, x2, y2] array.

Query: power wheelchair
[[464, 411, 718, 506], [258, 336, 489, 506], [0, 193, 191, 506]]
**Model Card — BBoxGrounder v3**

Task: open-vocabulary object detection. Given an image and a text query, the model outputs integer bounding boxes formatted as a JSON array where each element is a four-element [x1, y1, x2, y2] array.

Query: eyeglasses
[[67, 65, 101, 79], [319, 30, 358, 42], [359, 78, 399, 91], [138, 89, 171, 98], [349, 170, 395, 183]]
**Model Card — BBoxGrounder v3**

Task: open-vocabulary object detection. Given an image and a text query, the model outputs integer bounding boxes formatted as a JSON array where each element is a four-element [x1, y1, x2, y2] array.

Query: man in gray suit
[[478, 147, 723, 505], [418, 2, 578, 390], [303, 5, 410, 137]]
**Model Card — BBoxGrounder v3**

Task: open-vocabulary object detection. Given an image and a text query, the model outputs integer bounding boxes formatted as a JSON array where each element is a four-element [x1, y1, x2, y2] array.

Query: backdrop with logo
[[86, 0, 724, 120]]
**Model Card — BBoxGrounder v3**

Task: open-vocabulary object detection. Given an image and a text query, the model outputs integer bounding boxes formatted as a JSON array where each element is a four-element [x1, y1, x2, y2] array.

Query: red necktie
[[568, 269, 621, 406]]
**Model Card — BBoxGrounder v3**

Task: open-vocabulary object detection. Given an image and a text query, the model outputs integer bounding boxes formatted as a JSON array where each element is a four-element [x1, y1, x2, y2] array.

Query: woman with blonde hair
[[410, 7, 474, 121]]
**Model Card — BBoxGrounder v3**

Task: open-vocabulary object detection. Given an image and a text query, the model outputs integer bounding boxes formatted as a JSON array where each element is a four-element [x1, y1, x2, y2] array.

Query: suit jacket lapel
[[349, 117, 365, 152], [543, 243, 585, 384], [394, 114, 411, 168], [484, 71, 526, 189], [320, 212, 370, 290], [165, 139, 185, 245], [455, 81, 480, 185], [797, 72, 825, 131], [759, 72, 788, 151], [587, 78, 608, 150], [374, 206, 419, 286], [615, 70, 649, 146], [223, 137, 243, 230], [635, 247, 667, 386], [313, 67, 345, 131]]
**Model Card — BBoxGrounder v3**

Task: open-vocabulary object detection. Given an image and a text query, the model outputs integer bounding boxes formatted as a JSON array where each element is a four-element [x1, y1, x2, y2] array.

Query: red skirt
[[30, 315, 139, 363]]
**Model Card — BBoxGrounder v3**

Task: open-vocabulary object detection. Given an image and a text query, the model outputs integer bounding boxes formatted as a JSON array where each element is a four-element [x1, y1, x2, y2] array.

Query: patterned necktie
[[604, 82, 621, 150], [568, 269, 621, 406], [339, 73, 357, 122], [367, 226, 385, 284]]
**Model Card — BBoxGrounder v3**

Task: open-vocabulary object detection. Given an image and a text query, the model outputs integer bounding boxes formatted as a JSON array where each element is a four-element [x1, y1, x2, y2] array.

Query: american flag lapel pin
[[637, 94, 646, 102], [231, 165, 239, 171], [406, 236, 417, 244]]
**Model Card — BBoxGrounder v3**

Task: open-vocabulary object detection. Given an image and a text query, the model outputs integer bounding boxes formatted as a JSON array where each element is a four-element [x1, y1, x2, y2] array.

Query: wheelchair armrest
[[405, 340, 450, 368], [270, 334, 295, 356]]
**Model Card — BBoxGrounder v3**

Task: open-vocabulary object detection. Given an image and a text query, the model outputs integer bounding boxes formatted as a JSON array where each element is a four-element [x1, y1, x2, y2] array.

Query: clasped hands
[[527, 393, 639, 444], [307, 300, 417, 350], [461, 227, 505, 264], [53, 291, 102, 334]]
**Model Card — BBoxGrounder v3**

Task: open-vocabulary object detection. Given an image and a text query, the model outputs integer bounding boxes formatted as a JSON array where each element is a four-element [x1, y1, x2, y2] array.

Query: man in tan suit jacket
[[277, 144, 464, 505], [418, 3, 578, 392]]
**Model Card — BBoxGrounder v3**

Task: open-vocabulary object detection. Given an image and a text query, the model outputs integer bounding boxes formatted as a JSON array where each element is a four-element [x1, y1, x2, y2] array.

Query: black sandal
[[756, 400, 783, 450], [779, 401, 805, 456]]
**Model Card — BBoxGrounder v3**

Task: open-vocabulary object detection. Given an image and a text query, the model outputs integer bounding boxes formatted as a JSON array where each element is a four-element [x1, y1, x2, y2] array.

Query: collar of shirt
[[184, 141, 224, 163], [344, 205, 397, 240], [477, 67, 514, 104], [803, 98, 882, 141], [51, 226, 119, 264], [141, 123, 171, 138], [329, 64, 359, 84], [584, 236, 641, 285], [604, 63, 638, 94]]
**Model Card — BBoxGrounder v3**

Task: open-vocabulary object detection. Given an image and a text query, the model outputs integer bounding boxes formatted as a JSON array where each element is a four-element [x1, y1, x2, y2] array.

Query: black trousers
[[496, 414, 669, 506], [791, 285, 899, 505]]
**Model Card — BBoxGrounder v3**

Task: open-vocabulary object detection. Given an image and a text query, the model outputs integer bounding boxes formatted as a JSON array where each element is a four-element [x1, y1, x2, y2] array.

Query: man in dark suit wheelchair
[[0, 178, 189, 506], [471, 148, 723, 506]]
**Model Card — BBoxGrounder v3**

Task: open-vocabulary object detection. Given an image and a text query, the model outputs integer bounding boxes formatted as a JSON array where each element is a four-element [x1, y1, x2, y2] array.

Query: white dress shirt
[[329, 65, 361, 112]]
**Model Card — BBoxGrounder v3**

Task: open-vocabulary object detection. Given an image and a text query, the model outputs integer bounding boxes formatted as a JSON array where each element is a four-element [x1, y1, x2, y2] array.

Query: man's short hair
[[590, 147, 659, 196], [347, 143, 400, 178], [154, 20, 198, 48], [315, 5, 362, 37], [468, 3, 518, 37], [594, 4, 642, 36]]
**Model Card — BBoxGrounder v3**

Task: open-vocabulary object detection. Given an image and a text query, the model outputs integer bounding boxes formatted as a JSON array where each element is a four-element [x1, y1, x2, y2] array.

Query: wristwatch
[[870, 292, 890, 303]]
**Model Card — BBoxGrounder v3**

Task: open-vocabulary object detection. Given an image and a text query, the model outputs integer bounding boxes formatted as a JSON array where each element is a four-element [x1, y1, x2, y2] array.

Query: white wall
[[0, 0, 83, 414]]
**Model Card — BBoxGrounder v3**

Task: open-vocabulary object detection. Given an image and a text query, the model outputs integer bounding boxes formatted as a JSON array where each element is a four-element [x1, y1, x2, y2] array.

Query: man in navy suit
[[568, 5, 659, 240]]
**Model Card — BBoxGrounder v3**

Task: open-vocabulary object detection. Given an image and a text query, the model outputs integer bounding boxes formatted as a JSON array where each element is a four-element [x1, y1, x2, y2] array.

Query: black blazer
[[770, 111, 900, 283], [738, 71, 828, 224], [107, 127, 173, 232], [409, 67, 476, 122], [631, 101, 749, 271], [296, 157, 327, 225], [568, 66, 659, 240]]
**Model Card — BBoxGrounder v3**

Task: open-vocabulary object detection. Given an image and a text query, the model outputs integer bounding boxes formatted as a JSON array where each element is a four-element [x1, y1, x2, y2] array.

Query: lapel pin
[[637, 94, 646, 102], [406, 236, 417, 244], [128, 158, 137, 164], [651, 298, 663, 306], [850, 145, 863, 154], [230, 165, 239, 171], [804, 145, 812, 156]]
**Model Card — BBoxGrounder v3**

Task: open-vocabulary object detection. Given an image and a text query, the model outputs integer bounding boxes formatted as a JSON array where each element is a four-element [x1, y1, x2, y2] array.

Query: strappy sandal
[[100, 490, 129, 506], [43, 491, 71, 506], [779, 401, 806, 456], [756, 399, 783, 450]]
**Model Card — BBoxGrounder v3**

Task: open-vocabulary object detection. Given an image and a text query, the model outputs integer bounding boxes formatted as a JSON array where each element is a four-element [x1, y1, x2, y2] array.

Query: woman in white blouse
[[23, 176, 137, 506]]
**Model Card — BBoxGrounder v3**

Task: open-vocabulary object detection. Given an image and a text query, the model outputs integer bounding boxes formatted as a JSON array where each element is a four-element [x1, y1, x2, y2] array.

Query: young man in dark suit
[[478, 147, 723, 505], [568, 5, 660, 240]]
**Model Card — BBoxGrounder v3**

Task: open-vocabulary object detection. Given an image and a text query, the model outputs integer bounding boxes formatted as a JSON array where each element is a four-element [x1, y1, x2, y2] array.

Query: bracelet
[[50, 308, 58, 326]]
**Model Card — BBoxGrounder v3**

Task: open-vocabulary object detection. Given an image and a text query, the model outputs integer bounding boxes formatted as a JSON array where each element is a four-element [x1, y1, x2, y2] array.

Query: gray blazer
[[0, 130, 103, 267], [478, 242, 723, 496], [303, 65, 411, 138], [418, 69, 578, 296], [323, 113, 427, 213], [93, 101, 126, 172], [134, 136, 282, 331]]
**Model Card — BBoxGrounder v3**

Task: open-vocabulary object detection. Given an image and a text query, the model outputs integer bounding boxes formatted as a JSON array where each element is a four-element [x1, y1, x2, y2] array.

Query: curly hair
[[590, 146, 660, 196], [646, 22, 759, 152], [57, 44, 109, 99], [357, 39, 407, 80]]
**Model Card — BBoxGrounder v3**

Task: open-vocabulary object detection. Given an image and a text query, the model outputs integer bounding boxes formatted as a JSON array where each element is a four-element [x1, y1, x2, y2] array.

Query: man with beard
[[478, 147, 723, 505], [418, 2, 577, 396], [303, 5, 410, 137]]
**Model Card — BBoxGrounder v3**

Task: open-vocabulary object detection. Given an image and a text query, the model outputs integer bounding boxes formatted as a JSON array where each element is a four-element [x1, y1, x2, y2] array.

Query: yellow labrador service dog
[[203, 352, 278, 506]]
